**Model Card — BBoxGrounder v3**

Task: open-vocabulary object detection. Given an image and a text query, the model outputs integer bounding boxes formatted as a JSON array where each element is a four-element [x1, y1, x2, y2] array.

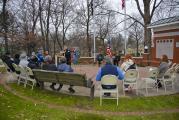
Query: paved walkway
[[42, 65, 179, 97]]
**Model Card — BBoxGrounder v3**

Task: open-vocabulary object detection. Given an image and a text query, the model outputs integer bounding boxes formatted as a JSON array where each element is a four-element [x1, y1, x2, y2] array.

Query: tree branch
[[150, 0, 163, 20], [105, 9, 144, 27], [135, 0, 144, 18]]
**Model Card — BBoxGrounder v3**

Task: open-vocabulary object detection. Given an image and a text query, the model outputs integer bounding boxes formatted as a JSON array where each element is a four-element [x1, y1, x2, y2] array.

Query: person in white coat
[[19, 52, 29, 67]]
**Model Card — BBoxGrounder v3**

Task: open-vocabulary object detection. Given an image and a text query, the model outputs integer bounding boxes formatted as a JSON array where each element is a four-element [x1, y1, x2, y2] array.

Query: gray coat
[[158, 62, 169, 78]]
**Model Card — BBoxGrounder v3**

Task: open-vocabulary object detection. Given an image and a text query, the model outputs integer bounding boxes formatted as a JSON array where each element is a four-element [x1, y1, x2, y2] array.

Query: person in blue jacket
[[57, 57, 75, 93], [96, 55, 124, 96]]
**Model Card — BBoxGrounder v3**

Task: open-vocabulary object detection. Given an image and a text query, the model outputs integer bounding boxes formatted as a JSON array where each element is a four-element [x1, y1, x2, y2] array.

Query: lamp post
[[144, 45, 148, 53]]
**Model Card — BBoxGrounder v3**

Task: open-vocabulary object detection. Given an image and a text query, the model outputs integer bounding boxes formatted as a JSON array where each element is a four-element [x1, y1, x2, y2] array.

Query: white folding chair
[[18, 65, 27, 87], [12, 63, 21, 79], [25, 67, 36, 90], [0, 59, 6, 73], [100, 75, 119, 106], [142, 68, 159, 95], [160, 68, 176, 92], [174, 64, 179, 73], [123, 69, 139, 96]]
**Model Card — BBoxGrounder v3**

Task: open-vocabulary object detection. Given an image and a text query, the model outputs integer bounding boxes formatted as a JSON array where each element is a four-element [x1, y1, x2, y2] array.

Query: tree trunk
[[86, 0, 91, 57], [62, 1, 65, 49], [86, 21, 91, 57], [136, 34, 139, 57], [39, 0, 45, 50], [2, 0, 8, 53], [55, 27, 62, 50], [46, 0, 51, 51]]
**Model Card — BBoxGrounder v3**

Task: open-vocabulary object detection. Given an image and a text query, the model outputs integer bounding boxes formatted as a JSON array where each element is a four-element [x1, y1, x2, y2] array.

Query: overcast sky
[[107, 0, 140, 15]]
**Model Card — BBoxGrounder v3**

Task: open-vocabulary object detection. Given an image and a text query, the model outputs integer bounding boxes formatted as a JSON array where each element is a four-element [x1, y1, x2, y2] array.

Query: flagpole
[[93, 0, 96, 63], [124, 0, 127, 55]]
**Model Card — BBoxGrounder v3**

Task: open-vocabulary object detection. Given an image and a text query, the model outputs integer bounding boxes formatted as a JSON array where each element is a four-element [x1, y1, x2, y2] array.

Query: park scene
[[0, 0, 179, 120]]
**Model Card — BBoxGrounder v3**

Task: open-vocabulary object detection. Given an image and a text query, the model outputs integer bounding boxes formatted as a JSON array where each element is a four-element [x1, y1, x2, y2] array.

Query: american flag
[[122, 0, 125, 9]]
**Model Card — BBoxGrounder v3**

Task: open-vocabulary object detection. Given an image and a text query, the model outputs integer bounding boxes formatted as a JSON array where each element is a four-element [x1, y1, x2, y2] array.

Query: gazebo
[[148, 16, 179, 63]]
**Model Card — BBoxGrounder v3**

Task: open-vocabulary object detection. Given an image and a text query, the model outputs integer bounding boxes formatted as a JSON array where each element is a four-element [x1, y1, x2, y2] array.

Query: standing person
[[73, 48, 80, 65], [120, 54, 136, 72], [57, 57, 75, 93], [106, 46, 112, 58], [157, 54, 170, 88], [19, 52, 29, 67], [64, 48, 71, 66], [14, 54, 20, 65], [96, 56, 124, 96], [96, 51, 104, 67], [113, 52, 121, 66]]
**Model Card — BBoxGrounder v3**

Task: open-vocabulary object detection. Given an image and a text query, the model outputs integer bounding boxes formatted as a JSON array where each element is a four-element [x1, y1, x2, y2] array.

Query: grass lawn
[[0, 84, 179, 120]]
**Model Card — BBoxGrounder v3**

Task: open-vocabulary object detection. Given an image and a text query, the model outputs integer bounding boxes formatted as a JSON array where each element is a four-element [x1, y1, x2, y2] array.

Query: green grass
[[9, 83, 179, 112], [1, 84, 179, 120]]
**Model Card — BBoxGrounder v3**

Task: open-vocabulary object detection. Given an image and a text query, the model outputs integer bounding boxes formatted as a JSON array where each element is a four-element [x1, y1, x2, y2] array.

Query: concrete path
[[44, 65, 179, 97]]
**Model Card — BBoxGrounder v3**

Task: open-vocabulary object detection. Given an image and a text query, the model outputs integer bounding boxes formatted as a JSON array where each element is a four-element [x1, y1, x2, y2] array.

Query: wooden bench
[[32, 69, 95, 99]]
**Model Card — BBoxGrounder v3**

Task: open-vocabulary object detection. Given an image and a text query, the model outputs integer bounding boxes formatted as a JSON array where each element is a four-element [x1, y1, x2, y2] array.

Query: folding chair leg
[[123, 84, 125, 96], [172, 81, 174, 90], [117, 92, 118, 106], [17, 77, 21, 85], [136, 84, 138, 95], [100, 91, 102, 106], [164, 81, 166, 93], [24, 80, 27, 88], [145, 82, 148, 95]]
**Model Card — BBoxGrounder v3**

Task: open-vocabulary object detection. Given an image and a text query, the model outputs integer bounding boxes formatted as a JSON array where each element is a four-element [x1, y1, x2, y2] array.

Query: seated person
[[157, 54, 170, 88], [42, 56, 60, 90], [120, 54, 136, 72], [14, 54, 20, 65], [28, 53, 39, 69], [96, 56, 124, 96], [19, 52, 29, 67], [2, 52, 15, 72], [57, 57, 75, 93], [120, 54, 136, 91]]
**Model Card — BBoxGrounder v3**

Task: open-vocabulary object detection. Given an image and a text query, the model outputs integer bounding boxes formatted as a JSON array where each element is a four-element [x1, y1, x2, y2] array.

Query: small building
[[148, 16, 179, 63]]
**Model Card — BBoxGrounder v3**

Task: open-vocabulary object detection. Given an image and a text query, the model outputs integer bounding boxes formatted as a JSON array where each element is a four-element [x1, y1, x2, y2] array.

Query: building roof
[[148, 16, 179, 28]]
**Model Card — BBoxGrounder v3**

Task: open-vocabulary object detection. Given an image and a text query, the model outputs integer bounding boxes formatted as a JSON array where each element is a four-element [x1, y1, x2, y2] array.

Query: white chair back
[[0, 59, 4, 65], [12, 63, 20, 72], [124, 69, 138, 82], [101, 75, 118, 86], [19, 65, 27, 77], [25, 66, 34, 76], [148, 68, 159, 79]]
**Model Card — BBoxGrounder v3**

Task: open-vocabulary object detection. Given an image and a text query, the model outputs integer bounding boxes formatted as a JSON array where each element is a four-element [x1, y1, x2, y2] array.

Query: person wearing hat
[[96, 55, 124, 96], [57, 57, 75, 93], [19, 52, 29, 67]]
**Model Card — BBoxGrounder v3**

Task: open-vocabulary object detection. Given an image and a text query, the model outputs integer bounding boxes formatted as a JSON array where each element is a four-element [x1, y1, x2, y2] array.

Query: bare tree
[[134, 0, 163, 52], [128, 21, 143, 56], [2, 0, 8, 52]]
